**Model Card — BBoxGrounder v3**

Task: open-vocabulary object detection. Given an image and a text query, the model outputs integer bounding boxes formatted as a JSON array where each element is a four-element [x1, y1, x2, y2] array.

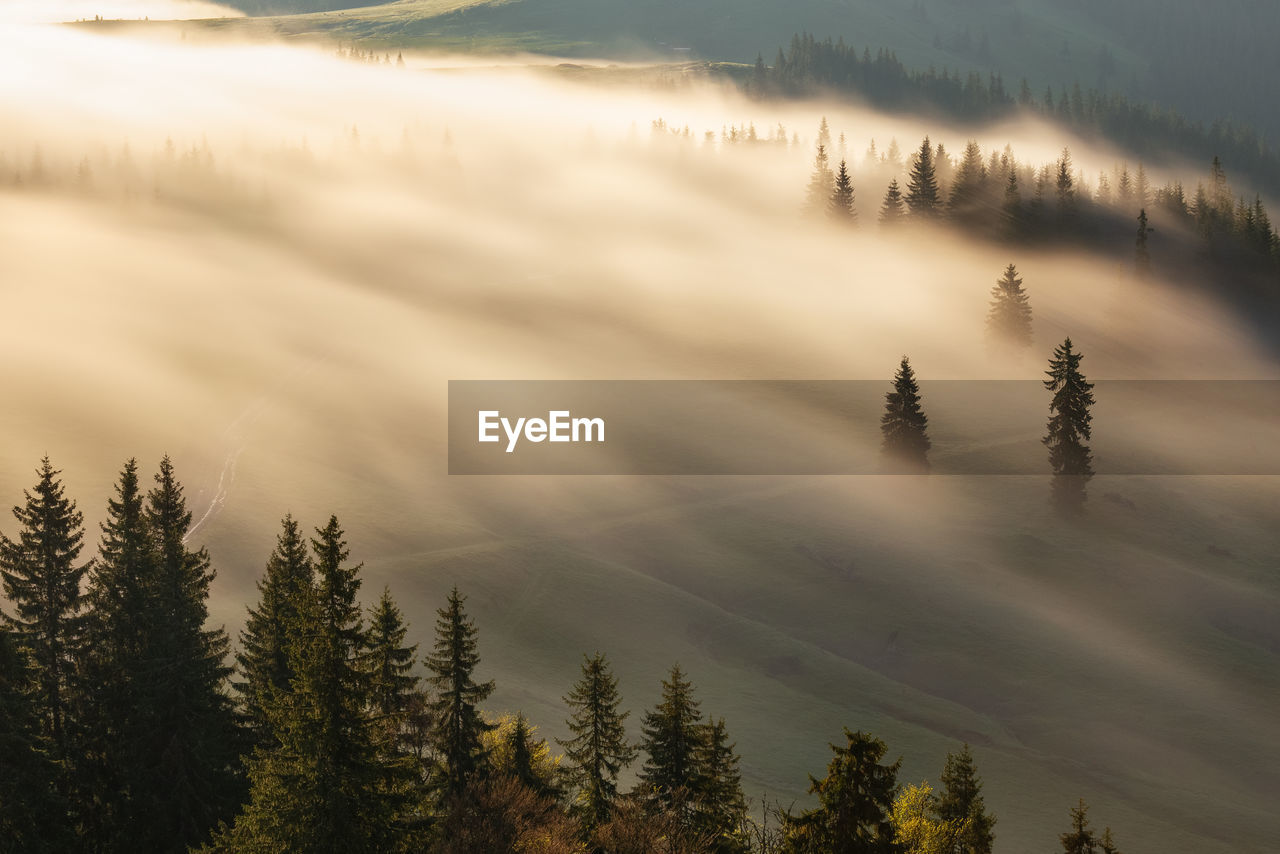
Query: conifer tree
[[948, 140, 987, 223], [696, 716, 749, 853], [828, 159, 857, 223], [1055, 148, 1075, 216], [427, 586, 496, 801], [936, 744, 995, 854], [237, 515, 314, 747], [879, 178, 906, 226], [0, 628, 71, 853], [783, 729, 901, 854], [78, 459, 156, 846], [1059, 799, 1097, 854], [498, 712, 562, 799], [905, 136, 941, 219], [559, 651, 636, 832], [1002, 171, 1022, 237], [139, 457, 242, 849], [986, 263, 1033, 347], [0, 457, 87, 760], [636, 663, 706, 826], [880, 357, 931, 472], [805, 144, 835, 215], [214, 515, 390, 853], [1043, 340, 1095, 513], [1135, 209, 1152, 277], [364, 586, 421, 816]]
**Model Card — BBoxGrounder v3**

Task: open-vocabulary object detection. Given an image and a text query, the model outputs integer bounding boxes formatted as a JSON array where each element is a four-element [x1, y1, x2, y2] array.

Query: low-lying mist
[[1, 19, 1277, 854]]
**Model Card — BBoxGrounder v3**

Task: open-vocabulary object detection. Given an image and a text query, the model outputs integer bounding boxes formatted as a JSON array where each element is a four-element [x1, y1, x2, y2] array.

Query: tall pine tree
[[880, 357, 931, 472], [237, 514, 314, 748], [1043, 340, 1095, 513], [986, 263, 1033, 348], [0, 628, 71, 853], [426, 586, 496, 801], [636, 662, 706, 828], [936, 744, 996, 854], [558, 651, 636, 833], [215, 515, 391, 853], [696, 716, 748, 853], [828, 159, 857, 223], [906, 136, 941, 219], [0, 457, 87, 760], [783, 729, 901, 854]]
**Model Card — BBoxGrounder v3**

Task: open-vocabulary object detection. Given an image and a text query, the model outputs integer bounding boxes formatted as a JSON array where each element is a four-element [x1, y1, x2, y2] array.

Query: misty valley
[[0, 3, 1277, 854]]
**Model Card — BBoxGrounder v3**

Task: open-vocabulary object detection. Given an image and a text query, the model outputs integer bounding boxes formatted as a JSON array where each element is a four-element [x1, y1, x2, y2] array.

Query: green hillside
[[223, 0, 1280, 136], [197, 469, 1280, 853]]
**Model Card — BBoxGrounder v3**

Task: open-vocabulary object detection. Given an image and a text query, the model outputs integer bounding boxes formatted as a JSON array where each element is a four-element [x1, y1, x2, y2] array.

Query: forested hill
[[222, 0, 1280, 138], [741, 34, 1280, 199]]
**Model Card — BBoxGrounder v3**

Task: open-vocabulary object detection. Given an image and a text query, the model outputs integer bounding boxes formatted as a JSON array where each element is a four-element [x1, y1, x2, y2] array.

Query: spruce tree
[[214, 515, 390, 853], [936, 744, 995, 854], [636, 662, 706, 826], [559, 651, 636, 832], [828, 159, 857, 223], [78, 459, 156, 847], [783, 729, 900, 854], [1002, 171, 1022, 238], [0, 457, 87, 759], [365, 586, 421, 813], [426, 586, 496, 801], [948, 140, 988, 224], [696, 716, 748, 853], [237, 515, 314, 747], [880, 357, 931, 472], [366, 587, 419, 724], [805, 144, 835, 215], [0, 628, 72, 853], [1043, 339, 1095, 513], [986, 263, 1033, 348], [1059, 799, 1096, 854], [905, 136, 941, 219], [133, 457, 242, 850], [1135, 209, 1152, 277], [879, 178, 906, 226]]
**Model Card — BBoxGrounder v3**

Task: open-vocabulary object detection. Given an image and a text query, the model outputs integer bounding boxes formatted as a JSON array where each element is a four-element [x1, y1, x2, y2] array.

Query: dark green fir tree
[[828, 159, 857, 223], [1043, 339, 1095, 513], [559, 652, 636, 833], [880, 357, 931, 472], [427, 586, 496, 801], [0, 628, 72, 853], [213, 516, 390, 854], [937, 744, 996, 854], [636, 663, 706, 828], [696, 716, 749, 853], [782, 729, 900, 854], [0, 457, 87, 761], [237, 514, 314, 748], [906, 136, 941, 219]]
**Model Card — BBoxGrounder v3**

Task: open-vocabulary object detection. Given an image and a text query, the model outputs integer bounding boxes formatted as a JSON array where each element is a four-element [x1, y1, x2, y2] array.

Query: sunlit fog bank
[[2, 23, 1278, 854]]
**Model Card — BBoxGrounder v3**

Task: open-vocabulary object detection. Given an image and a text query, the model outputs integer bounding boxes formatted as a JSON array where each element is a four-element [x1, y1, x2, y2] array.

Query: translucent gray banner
[[447, 380, 1280, 475]]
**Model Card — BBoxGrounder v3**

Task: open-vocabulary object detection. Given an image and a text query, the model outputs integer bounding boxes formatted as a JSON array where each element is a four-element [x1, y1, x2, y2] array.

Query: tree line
[[1, 458, 1120, 851], [745, 32, 1280, 199], [791, 119, 1280, 276]]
